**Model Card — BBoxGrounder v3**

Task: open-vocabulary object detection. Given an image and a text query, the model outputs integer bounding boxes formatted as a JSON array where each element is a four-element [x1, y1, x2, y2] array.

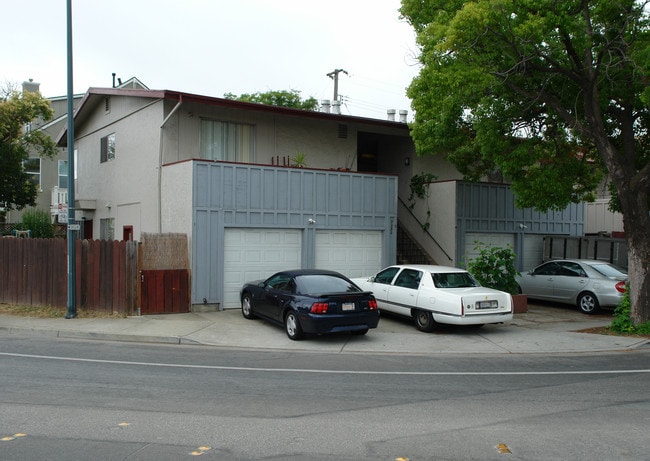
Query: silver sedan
[[516, 259, 627, 314]]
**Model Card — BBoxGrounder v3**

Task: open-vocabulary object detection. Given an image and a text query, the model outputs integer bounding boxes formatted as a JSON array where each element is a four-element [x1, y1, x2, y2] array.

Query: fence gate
[[139, 233, 191, 315], [140, 269, 190, 314]]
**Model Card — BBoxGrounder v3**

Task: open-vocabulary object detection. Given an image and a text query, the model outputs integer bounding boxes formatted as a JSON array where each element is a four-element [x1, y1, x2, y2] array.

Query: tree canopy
[[223, 89, 319, 110], [400, 0, 650, 323], [0, 89, 57, 212]]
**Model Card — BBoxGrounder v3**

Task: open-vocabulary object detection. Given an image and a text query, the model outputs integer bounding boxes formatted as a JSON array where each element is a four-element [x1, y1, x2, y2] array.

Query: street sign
[[68, 224, 81, 231]]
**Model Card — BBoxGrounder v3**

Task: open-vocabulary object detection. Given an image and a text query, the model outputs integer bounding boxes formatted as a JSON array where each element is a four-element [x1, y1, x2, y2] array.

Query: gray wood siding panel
[[457, 182, 583, 234], [192, 161, 397, 305], [455, 181, 585, 267]]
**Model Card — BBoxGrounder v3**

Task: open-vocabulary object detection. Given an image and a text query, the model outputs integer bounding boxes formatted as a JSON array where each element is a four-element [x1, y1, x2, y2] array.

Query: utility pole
[[326, 68, 348, 102], [65, 0, 77, 319]]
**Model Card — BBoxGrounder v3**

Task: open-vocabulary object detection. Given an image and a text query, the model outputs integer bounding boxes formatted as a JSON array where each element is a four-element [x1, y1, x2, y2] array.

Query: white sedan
[[352, 265, 513, 331]]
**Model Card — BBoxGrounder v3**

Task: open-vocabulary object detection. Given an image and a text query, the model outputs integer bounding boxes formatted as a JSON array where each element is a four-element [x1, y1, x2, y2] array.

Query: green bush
[[466, 243, 519, 295], [611, 288, 650, 335], [19, 208, 54, 238]]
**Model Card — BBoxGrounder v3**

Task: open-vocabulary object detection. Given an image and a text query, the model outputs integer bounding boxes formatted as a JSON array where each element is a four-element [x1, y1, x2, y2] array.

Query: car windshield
[[296, 274, 360, 294], [432, 272, 480, 288], [588, 262, 627, 278]]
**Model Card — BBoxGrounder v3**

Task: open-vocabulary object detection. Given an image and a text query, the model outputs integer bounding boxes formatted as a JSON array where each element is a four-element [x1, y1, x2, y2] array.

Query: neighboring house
[[56, 85, 585, 309], [2, 80, 82, 228], [4, 78, 147, 230]]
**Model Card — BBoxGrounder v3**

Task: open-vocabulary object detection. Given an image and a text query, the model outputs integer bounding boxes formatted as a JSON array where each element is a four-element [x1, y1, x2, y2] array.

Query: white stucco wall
[[161, 100, 408, 172], [74, 97, 164, 240], [160, 161, 194, 262]]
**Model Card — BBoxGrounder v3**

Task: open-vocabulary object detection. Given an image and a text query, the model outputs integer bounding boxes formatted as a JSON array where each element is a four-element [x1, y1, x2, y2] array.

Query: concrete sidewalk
[[0, 304, 648, 354]]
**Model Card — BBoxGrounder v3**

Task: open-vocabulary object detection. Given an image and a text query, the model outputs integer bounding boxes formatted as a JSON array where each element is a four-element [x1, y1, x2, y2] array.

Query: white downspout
[[158, 95, 183, 232]]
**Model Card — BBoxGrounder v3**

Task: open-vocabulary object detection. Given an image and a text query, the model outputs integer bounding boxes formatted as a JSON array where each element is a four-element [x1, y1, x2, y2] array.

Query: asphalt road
[[1, 335, 649, 460]]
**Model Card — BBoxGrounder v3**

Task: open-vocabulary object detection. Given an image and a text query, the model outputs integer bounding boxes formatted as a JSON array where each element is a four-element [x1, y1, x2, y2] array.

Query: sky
[[2, 0, 421, 120]]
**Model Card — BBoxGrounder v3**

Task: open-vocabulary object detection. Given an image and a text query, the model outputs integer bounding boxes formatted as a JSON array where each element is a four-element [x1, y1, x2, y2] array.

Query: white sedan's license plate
[[477, 300, 498, 309], [342, 302, 356, 311]]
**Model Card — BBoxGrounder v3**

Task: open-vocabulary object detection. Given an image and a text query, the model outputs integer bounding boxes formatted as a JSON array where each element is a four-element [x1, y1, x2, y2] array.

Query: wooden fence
[[0, 238, 138, 315]]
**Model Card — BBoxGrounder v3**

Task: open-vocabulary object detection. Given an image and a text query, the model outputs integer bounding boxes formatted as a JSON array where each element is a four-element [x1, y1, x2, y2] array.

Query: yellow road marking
[[1, 434, 27, 442], [190, 446, 212, 456], [496, 443, 512, 454]]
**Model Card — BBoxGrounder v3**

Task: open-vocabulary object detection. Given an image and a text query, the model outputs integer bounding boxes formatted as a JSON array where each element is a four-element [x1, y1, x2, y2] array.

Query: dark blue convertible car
[[240, 269, 380, 340]]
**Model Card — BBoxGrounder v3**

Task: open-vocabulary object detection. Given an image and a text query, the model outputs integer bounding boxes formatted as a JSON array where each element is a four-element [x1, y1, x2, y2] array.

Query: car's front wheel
[[351, 328, 369, 336], [284, 311, 304, 340], [413, 309, 436, 332], [241, 293, 256, 319], [577, 292, 600, 314]]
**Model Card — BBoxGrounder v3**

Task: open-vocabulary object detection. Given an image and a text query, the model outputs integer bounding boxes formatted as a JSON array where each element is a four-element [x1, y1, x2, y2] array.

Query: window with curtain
[[200, 120, 254, 162]]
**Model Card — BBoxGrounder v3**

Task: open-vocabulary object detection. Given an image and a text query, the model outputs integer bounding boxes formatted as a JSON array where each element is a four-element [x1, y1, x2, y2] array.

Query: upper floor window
[[23, 158, 41, 188], [200, 120, 254, 162], [100, 133, 116, 163], [58, 160, 68, 188]]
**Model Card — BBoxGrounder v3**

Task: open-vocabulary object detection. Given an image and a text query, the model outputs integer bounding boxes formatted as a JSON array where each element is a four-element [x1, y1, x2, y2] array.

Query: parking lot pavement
[[0, 303, 648, 354]]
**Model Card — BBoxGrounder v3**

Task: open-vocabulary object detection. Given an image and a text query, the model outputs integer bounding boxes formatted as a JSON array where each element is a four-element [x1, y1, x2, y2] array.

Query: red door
[[140, 269, 190, 314]]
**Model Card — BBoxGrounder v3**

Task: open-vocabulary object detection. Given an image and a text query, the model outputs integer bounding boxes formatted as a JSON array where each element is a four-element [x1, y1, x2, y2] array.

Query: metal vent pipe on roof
[[321, 99, 331, 113], [22, 79, 40, 93], [399, 110, 408, 123], [387, 109, 396, 121], [332, 100, 341, 115]]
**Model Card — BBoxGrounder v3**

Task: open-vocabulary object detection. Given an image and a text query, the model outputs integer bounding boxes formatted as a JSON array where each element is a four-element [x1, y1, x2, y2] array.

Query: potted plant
[[466, 243, 527, 313], [291, 151, 307, 167]]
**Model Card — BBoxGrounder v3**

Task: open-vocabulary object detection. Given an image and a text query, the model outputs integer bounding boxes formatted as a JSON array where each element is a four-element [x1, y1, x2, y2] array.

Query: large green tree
[[400, 0, 650, 323], [0, 89, 57, 213], [223, 89, 319, 110]]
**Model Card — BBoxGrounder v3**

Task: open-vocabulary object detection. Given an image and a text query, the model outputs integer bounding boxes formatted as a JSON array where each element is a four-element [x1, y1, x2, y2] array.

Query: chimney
[[387, 109, 396, 121], [332, 100, 341, 115], [399, 110, 408, 123], [22, 79, 40, 94], [321, 99, 331, 113]]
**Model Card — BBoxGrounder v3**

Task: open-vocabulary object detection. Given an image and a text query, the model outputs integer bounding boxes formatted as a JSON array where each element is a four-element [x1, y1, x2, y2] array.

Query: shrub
[[611, 288, 650, 335], [466, 243, 519, 294], [20, 208, 54, 238]]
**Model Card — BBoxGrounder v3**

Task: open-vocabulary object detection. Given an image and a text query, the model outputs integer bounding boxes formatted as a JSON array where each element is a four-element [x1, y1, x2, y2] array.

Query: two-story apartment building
[[57, 86, 586, 309]]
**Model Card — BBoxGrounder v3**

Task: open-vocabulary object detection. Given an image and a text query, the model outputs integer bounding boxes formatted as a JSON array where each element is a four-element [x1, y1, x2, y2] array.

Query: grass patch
[[0, 304, 127, 319]]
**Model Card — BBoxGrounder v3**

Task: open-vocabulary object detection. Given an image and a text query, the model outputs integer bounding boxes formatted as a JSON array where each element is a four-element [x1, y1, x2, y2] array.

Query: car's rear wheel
[[285, 311, 304, 340], [241, 293, 255, 319], [577, 292, 600, 314], [413, 309, 436, 332]]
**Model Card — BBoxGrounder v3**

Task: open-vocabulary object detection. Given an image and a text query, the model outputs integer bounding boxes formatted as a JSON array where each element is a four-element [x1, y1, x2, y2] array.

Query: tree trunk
[[625, 209, 650, 324], [627, 248, 650, 324]]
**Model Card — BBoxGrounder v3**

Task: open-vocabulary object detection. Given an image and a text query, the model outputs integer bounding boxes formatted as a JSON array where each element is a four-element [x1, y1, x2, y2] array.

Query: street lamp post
[[65, 0, 77, 319]]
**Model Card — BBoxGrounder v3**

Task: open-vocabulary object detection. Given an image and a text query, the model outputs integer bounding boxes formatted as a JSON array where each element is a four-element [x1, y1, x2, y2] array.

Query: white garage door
[[315, 230, 383, 279], [464, 233, 515, 266], [522, 235, 545, 271], [223, 229, 301, 309]]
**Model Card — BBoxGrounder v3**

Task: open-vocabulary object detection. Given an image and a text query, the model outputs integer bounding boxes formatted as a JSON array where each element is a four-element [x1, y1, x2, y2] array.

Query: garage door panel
[[315, 230, 383, 279], [464, 233, 515, 265], [223, 229, 301, 309], [523, 235, 544, 271]]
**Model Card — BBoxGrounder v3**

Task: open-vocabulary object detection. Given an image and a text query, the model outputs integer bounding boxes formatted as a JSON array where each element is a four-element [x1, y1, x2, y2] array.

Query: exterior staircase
[[396, 222, 435, 265]]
